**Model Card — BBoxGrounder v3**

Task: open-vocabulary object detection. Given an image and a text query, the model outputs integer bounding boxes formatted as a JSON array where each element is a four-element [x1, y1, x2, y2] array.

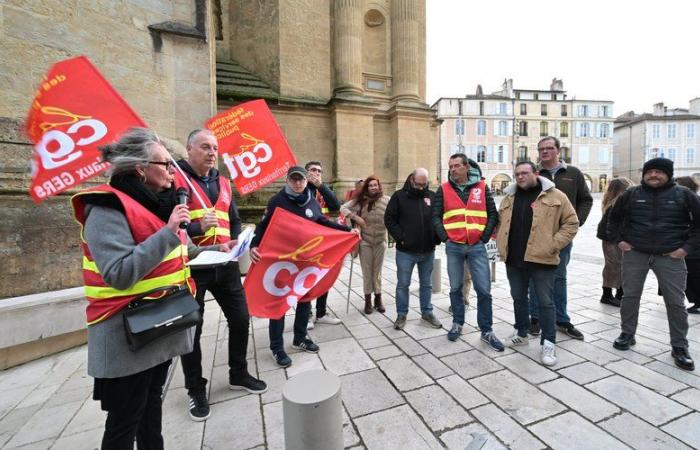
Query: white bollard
[[431, 257, 442, 293], [282, 370, 343, 450]]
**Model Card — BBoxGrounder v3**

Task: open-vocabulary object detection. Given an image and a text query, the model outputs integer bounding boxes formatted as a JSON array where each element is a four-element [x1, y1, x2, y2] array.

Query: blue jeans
[[445, 241, 493, 331], [507, 264, 557, 344], [395, 250, 435, 316], [529, 242, 572, 324], [269, 302, 311, 353]]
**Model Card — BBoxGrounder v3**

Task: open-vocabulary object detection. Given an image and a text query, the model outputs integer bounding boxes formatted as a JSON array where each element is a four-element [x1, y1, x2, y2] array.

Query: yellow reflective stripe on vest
[[190, 209, 229, 220], [443, 209, 466, 220], [444, 222, 486, 231], [83, 245, 187, 273], [203, 227, 231, 238], [85, 268, 190, 299], [321, 207, 329, 214], [465, 210, 488, 218]]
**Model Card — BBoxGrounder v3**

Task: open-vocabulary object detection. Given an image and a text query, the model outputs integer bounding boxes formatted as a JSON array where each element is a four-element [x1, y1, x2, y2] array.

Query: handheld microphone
[[176, 188, 189, 229]]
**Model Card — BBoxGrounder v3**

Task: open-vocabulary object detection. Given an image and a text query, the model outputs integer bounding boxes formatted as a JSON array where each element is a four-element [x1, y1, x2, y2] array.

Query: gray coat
[[83, 205, 208, 378]]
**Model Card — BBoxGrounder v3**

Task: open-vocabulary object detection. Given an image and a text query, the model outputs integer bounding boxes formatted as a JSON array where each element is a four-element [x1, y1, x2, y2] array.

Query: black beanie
[[643, 157, 674, 179]]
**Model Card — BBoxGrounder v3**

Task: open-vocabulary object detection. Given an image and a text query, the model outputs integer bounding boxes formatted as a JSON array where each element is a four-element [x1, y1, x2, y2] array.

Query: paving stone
[[558, 339, 622, 365], [318, 338, 375, 375], [340, 368, 404, 417], [262, 401, 284, 450], [5, 400, 82, 448], [51, 427, 103, 450], [341, 406, 360, 448], [528, 411, 629, 450], [439, 423, 506, 450], [540, 378, 619, 422], [589, 338, 654, 364], [661, 412, 700, 449], [402, 319, 448, 341], [354, 405, 442, 450], [366, 344, 403, 361], [670, 387, 700, 410], [308, 322, 352, 343], [469, 370, 565, 425], [377, 356, 433, 391], [495, 353, 559, 384], [208, 365, 249, 405], [644, 360, 700, 389], [441, 350, 503, 380], [508, 340, 584, 368], [202, 395, 264, 449], [419, 334, 472, 357], [358, 334, 391, 350], [161, 387, 205, 450], [61, 398, 104, 436], [557, 361, 613, 385], [575, 320, 617, 334], [404, 385, 471, 432], [471, 403, 545, 450], [413, 353, 453, 379], [599, 412, 692, 450], [604, 359, 687, 395], [0, 405, 42, 435], [436, 375, 489, 409], [260, 369, 287, 405], [347, 323, 383, 339], [285, 352, 324, 378], [393, 336, 428, 356], [587, 375, 689, 425]]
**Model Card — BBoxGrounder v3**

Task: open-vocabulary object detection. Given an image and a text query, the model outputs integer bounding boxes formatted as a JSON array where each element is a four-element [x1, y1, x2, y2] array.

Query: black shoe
[[529, 319, 541, 336], [600, 295, 621, 307], [672, 347, 695, 371], [558, 322, 584, 340], [230, 373, 268, 394], [613, 333, 636, 351], [188, 392, 210, 421], [273, 350, 292, 368], [292, 338, 320, 353], [688, 305, 700, 315]]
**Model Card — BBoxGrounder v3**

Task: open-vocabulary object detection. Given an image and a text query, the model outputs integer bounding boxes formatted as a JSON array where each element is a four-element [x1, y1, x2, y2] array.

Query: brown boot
[[364, 294, 373, 314], [374, 293, 385, 313]]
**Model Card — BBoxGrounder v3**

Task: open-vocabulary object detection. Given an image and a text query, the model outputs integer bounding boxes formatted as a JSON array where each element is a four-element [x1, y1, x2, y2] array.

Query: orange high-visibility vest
[[315, 189, 330, 217], [72, 186, 195, 325], [174, 171, 232, 245], [441, 180, 488, 245]]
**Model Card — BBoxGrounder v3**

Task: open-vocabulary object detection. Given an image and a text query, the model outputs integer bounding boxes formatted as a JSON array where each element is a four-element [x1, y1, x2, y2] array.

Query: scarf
[[109, 173, 178, 223], [284, 185, 312, 206]]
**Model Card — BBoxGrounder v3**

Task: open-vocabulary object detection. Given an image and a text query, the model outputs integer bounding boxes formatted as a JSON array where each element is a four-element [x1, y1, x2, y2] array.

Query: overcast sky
[[426, 0, 700, 115]]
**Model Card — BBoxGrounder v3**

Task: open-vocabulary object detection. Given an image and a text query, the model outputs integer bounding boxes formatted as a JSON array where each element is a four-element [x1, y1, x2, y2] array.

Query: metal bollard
[[282, 370, 343, 450], [431, 257, 442, 293]]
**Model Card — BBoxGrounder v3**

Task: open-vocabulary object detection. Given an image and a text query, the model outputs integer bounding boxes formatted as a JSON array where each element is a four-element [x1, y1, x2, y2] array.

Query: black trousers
[[315, 292, 328, 317], [95, 360, 171, 450], [687, 259, 700, 306], [181, 262, 250, 395]]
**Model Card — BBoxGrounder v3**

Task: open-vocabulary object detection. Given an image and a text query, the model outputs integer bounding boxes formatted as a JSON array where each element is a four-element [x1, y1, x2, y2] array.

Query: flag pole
[[168, 153, 210, 210], [346, 255, 354, 314]]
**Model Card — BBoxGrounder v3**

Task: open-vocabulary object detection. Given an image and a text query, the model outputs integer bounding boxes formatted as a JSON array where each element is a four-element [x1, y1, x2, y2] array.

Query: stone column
[[391, 0, 420, 101], [334, 0, 363, 95]]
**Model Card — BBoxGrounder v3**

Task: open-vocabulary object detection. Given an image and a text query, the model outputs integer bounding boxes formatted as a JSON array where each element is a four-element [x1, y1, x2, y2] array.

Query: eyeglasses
[[148, 161, 174, 169]]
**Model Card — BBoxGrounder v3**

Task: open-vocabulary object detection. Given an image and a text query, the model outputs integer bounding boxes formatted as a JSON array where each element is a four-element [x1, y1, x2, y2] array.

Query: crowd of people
[[72, 129, 699, 449]]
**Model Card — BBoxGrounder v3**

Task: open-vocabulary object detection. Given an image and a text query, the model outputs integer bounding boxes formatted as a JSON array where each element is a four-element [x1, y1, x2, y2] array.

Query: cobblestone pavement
[[2, 198, 700, 449]]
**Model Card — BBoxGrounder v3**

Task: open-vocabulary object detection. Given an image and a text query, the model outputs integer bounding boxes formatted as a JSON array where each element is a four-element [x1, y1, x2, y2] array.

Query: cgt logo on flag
[[25, 56, 146, 203], [244, 208, 359, 319], [205, 100, 297, 196]]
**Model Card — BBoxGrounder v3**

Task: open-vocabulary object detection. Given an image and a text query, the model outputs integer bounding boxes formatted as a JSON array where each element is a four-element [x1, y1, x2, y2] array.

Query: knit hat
[[642, 157, 674, 179]]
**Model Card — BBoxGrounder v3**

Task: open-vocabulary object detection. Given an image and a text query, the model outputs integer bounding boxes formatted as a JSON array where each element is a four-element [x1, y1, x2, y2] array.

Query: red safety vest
[[315, 189, 330, 217], [72, 186, 195, 325], [174, 171, 232, 245], [441, 180, 488, 245]]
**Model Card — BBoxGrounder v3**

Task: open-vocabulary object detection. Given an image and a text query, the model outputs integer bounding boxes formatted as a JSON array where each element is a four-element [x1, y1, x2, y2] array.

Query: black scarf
[[108, 173, 178, 223], [284, 185, 312, 206]]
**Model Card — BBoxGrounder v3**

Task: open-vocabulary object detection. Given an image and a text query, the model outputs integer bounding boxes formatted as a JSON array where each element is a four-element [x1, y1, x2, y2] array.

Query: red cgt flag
[[25, 56, 146, 203], [205, 100, 296, 196], [244, 208, 359, 319]]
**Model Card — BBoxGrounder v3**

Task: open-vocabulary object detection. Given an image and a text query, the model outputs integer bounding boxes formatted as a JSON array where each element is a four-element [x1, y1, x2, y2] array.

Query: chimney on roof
[[653, 102, 666, 116], [550, 78, 564, 91], [476, 84, 483, 97], [502, 78, 513, 98], [690, 98, 700, 116]]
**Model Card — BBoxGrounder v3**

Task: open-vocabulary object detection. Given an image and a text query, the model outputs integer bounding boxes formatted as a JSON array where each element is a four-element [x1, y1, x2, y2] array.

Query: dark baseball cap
[[287, 166, 307, 178]]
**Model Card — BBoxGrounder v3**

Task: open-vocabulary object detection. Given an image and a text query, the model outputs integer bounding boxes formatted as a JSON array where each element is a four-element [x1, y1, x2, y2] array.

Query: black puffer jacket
[[384, 174, 439, 254], [608, 182, 700, 255]]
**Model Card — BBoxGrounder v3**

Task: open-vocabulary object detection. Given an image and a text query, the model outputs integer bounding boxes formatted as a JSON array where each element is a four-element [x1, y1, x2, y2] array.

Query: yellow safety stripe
[[443, 209, 488, 220], [83, 245, 186, 273], [444, 222, 486, 231], [321, 207, 329, 214], [465, 210, 488, 218], [85, 268, 190, 299], [203, 227, 231, 238], [190, 209, 229, 220]]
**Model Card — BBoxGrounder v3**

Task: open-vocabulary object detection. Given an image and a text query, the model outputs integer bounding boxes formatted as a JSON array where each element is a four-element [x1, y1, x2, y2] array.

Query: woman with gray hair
[[71, 127, 234, 449]]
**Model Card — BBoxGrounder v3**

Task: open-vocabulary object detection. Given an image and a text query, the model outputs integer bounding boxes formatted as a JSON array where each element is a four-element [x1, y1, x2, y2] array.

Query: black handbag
[[123, 285, 201, 352]]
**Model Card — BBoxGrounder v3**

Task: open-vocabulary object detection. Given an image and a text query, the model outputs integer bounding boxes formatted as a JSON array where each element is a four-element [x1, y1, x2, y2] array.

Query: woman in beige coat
[[341, 176, 390, 314]]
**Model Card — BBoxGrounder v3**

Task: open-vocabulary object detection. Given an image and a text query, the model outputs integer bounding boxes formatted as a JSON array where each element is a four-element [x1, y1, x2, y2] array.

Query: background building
[[434, 79, 614, 194], [614, 99, 700, 183]]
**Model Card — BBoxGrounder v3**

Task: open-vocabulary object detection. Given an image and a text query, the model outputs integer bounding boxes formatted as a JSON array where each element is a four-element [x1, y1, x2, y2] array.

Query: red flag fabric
[[205, 100, 297, 196], [25, 56, 146, 203], [244, 208, 359, 319]]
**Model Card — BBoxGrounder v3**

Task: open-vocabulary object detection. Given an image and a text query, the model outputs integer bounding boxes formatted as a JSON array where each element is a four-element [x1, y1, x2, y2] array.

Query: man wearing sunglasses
[[175, 129, 267, 422]]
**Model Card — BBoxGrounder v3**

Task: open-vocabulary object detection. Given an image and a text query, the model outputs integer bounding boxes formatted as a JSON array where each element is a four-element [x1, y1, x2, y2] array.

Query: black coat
[[384, 175, 439, 254]]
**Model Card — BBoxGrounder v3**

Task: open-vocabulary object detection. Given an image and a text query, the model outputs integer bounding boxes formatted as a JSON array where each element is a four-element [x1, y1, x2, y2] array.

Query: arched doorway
[[491, 173, 512, 195]]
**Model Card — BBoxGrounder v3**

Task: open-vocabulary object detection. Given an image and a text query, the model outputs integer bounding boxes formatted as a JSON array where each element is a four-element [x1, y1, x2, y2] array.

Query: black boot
[[615, 287, 624, 300], [373, 293, 385, 313], [600, 288, 619, 306], [364, 294, 373, 314], [672, 347, 695, 371], [613, 333, 636, 350]]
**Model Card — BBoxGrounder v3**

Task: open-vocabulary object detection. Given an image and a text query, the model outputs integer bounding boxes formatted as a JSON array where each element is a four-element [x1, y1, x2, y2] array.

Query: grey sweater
[[83, 205, 208, 378]]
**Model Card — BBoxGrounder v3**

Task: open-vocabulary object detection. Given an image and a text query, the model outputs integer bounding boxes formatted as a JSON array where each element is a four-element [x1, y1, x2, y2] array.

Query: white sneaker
[[306, 319, 315, 330], [509, 329, 529, 347], [541, 340, 557, 366], [315, 314, 342, 325]]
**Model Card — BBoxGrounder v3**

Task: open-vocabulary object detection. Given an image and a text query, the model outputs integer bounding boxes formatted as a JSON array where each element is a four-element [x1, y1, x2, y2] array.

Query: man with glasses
[[175, 129, 267, 422], [304, 160, 343, 327], [528, 137, 592, 341], [433, 155, 503, 349], [496, 161, 578, 365], [385, 168, 442, 330]]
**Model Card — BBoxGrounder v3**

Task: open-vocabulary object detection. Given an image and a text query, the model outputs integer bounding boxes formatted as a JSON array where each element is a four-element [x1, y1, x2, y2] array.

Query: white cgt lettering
[[224, 142, 273, 180], [35, 119, 108, 169], [262, 261, 298, 296]]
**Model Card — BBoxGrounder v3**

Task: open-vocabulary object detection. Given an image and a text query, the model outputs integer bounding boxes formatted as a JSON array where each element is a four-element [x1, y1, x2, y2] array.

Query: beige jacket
[[496, 176, 579, 266], [341, 195, 390, 245]]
